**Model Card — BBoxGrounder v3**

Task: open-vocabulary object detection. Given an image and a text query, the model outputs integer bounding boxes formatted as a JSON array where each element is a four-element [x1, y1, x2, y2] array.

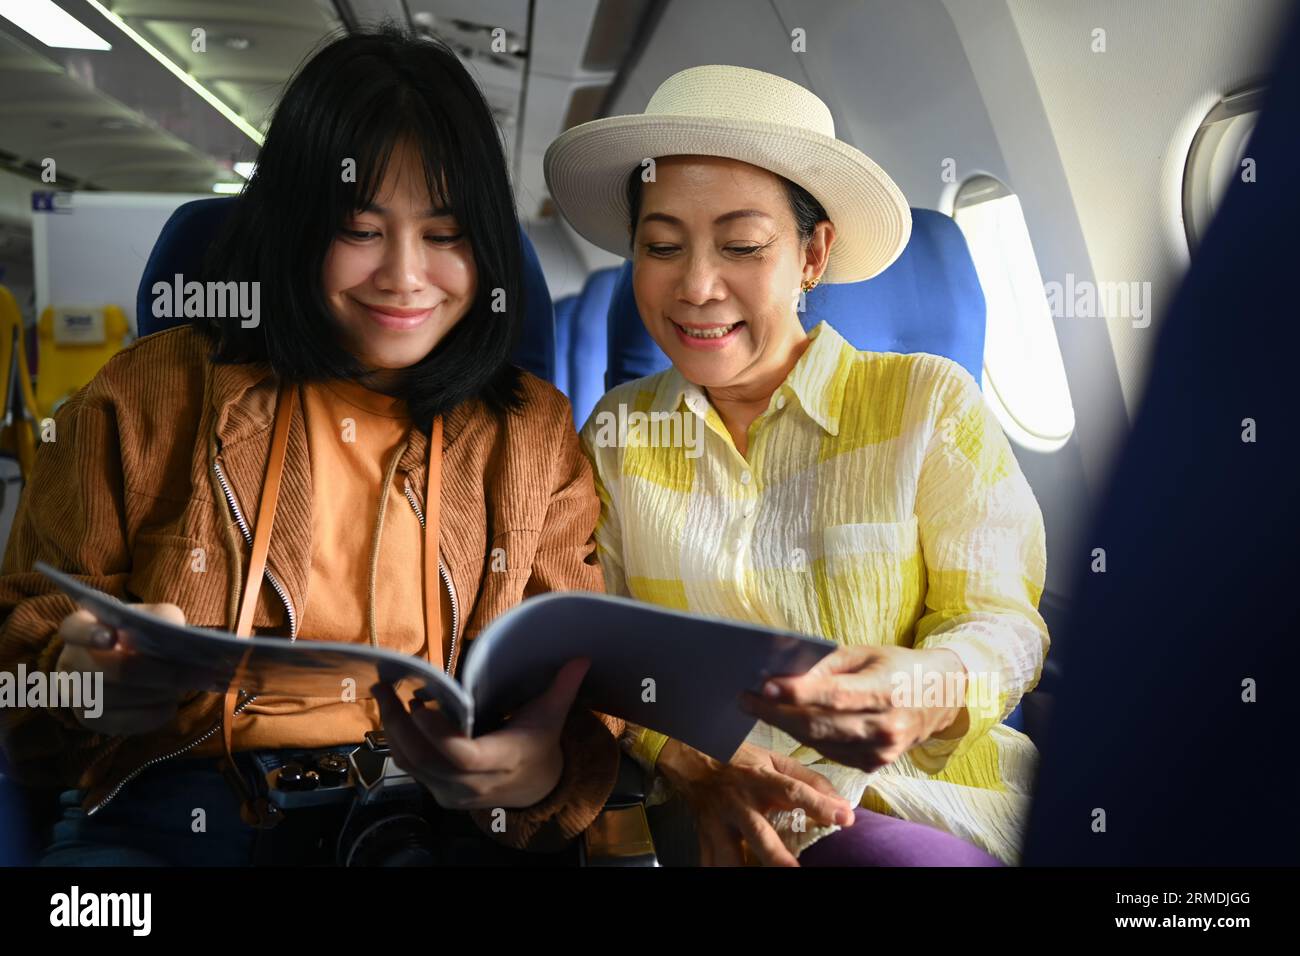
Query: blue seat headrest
[[605, 207, 985, 388], [136, 197, 556, 382]]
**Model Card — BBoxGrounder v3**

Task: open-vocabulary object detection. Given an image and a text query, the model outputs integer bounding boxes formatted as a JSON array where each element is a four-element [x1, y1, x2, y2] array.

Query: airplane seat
[[0, 767, 35, 866], [35, 304, 131, 419], [1024, 5, 1300, 865], [553, 294, 577, 398], [135, 197, 557, 384], [0, 285, 40, 483], [564, 267, 619, 427], [603, 207, 1035, 734]]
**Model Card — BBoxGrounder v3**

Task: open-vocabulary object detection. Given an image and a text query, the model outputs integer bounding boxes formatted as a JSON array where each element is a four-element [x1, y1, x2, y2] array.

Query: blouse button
[[743, 501, 756, 517], [776, 394, 787, 411], [740, 470, 752, 485]]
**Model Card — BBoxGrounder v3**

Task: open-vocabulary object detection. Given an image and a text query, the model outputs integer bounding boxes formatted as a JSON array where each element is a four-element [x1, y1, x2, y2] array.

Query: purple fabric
[[798, 809, 1004, 867]]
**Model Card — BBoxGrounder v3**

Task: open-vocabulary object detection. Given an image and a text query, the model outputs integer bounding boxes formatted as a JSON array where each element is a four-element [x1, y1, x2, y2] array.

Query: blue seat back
[[605, 207, 985, 388], [552, 294, 577, 397], [564, 267, 619, 426], [136, 197, 556, 382]]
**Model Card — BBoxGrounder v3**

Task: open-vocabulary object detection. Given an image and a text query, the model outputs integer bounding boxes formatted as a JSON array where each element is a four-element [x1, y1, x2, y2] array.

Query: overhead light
[[83, 0, 264, 146], [212, 182, 242, 194], [233, 162, 256, 179], [0, 0, 112, 50]]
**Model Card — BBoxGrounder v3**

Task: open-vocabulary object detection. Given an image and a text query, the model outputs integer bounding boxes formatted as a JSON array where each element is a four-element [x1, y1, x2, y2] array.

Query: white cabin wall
[[1001, 0, 1291, 416], [524, 216, 621, 301], [525, 218, 585, 302]]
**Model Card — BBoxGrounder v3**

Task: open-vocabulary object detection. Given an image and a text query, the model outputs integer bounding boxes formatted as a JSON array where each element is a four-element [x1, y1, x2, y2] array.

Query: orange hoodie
[[0, 325, 622, 852]]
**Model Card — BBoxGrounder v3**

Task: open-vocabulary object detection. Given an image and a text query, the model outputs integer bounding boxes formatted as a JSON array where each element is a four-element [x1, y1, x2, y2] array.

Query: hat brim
[[544, 114, 911, 283]]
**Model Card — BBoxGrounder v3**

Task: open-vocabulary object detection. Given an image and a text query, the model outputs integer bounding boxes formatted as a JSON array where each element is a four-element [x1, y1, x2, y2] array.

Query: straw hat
[[543, 64, 911, 283]]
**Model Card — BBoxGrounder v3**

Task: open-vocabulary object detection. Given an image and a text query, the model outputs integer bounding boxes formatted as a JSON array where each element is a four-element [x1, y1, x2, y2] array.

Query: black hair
[[624, 163, 829, 244], [197, 25, 524, 431]]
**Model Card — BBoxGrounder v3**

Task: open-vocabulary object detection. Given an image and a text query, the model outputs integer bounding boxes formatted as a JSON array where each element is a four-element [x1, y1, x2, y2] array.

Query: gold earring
[[801, 276, 820, 293]]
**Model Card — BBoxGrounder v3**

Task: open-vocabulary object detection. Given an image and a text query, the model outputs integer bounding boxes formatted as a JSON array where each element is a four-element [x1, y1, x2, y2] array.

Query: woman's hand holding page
[[740, 645, 970, 772], [372, 657, 590, 811]]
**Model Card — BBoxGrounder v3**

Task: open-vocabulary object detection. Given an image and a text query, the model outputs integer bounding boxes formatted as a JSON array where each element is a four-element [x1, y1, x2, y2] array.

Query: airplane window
[[1182, 87, 1264, 250], [952, 175, 1076, 453]]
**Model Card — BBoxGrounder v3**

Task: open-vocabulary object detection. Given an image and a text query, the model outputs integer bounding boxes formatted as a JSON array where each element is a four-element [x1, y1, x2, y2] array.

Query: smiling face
[[322, 138, 477, 381], [631, 155, 833, 396]]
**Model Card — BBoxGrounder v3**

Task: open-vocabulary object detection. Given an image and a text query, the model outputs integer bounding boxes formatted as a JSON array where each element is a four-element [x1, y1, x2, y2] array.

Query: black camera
[[249, 732, 440, 866]]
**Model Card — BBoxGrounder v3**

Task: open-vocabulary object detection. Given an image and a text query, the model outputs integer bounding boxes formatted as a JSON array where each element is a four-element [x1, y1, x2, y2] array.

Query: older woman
[[545, 65, 1048, 866]]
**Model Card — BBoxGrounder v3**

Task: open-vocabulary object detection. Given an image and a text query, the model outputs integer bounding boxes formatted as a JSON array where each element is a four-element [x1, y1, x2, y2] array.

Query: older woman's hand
[[657, 740, 855, 867], [372, 658, 589, 810], [740, 645, 971, 773]]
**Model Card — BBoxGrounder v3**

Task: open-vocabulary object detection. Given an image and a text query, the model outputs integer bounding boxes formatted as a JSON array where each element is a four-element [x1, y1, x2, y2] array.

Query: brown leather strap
[[234, 381, 297, 638], [423, 416, 444, 670], [221, 380, 296, 825]]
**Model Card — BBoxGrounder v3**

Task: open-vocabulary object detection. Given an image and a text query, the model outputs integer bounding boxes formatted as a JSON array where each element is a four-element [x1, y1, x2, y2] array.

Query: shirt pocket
[[819, 516, 924, 645], [127, 532, 233, 629]]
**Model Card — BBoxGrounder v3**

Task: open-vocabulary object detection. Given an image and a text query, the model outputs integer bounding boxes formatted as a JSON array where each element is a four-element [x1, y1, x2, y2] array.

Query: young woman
[[546, 65, 1049, 866], [0, 28, 619, 865]]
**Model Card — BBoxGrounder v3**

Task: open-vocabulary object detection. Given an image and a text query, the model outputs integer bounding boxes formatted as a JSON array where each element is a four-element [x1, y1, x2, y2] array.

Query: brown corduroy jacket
[[0, 325, 622, 851]]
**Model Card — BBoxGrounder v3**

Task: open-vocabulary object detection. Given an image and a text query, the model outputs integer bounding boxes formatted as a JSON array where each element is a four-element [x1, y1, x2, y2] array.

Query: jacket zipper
[[404, 479, 459, 674], [212, 457, 298, 639], [87, 458, 299, 815], [86, 692, 260, 815]]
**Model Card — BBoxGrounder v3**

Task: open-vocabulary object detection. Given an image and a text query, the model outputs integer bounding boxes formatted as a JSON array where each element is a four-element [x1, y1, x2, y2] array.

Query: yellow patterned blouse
[[579, 321, 1050, 864]]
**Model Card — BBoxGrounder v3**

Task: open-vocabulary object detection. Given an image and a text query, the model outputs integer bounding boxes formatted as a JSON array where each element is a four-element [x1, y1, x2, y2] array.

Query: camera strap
[[220, 379, 445, 827]]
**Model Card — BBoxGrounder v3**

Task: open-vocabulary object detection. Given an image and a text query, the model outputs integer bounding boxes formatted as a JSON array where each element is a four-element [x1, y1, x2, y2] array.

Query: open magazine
[[37, 561, 835, 761]]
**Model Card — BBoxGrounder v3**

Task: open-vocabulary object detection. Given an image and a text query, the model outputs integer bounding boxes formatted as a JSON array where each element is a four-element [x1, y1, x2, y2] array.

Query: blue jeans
[[37, 753, 580, 866], [40, 759, 259, 867]]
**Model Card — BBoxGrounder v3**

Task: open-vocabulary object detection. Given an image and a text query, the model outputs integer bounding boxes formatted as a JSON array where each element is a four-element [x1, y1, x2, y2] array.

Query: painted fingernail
[[763, 681, 781, 698], [90, 626, 114, 648]]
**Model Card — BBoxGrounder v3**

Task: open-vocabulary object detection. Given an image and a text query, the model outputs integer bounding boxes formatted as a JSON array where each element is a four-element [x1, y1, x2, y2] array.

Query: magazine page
[[462, 591, 836, 760], [35, 562, 473, 727]]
